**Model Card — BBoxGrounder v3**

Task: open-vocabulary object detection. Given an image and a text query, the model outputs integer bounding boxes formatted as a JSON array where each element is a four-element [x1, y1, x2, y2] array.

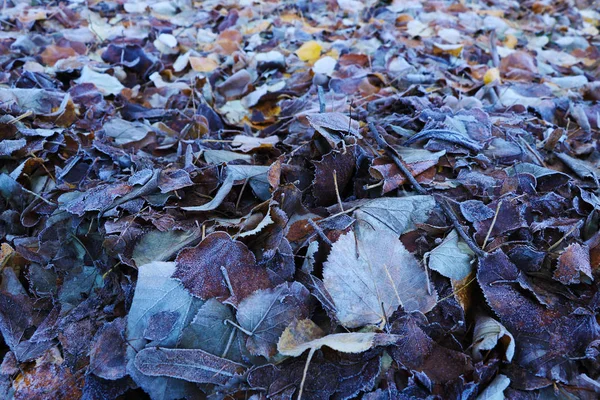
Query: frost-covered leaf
[[554, 243, 592, 285], [135, 347, 245, 385], [353, 195, 436, 236], [426, 230, 474, 280], [89, 318, 127, 380], [278, 319, 398, 357], [476, 374, 510, 400], [173, 231, 271, 304], [126, 261, 202, 400], [179, 299, 246, 362], [102, 118, 151, 145], [323, 220, 437, 328], [75, 66, 125, 96], [132, 229, 201, 267], [236, 281, 311, 357]]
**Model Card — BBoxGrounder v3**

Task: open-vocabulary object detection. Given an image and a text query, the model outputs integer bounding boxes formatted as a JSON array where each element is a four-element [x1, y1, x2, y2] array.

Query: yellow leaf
[[296, 41, 322, 62], [433, 43, 463, 58], [484, 68, 500, 85], [189, 57, 219, 73], [503, 34, 518, 49]]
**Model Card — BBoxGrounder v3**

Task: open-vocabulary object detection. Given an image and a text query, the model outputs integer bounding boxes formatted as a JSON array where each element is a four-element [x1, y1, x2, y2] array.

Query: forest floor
[[1, 0, 600, 399]]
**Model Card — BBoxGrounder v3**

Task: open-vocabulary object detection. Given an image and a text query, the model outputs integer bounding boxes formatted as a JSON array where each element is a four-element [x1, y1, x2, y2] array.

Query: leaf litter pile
[[1, 0, 600, 399]]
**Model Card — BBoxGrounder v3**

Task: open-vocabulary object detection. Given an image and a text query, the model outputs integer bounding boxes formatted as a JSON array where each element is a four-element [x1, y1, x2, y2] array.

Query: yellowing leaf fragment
[[503, 34, 518, 49], [296, 41, 322, 62], [484, 68, 500, 85], [189, 57, 219, 73]]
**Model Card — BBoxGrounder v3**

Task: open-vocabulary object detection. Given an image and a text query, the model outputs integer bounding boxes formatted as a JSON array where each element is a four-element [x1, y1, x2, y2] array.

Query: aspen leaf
[[296, 41, 322, 62]]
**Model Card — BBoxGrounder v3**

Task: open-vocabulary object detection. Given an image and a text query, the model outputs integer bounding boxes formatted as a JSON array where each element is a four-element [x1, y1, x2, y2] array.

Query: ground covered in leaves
[[1, 0, 600, 399]]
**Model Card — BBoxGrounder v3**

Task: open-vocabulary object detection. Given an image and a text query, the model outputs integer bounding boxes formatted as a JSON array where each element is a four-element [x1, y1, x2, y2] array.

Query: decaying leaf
[[554, 243, 592, 285], [278, 319, 398, 357], [181, 165, 270, 211], [2, 0, 600, 397], [472, 316, 515, 362]]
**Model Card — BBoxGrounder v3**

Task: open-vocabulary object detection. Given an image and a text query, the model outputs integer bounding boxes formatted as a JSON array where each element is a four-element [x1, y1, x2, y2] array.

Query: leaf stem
[[297, 348, 315, 400]]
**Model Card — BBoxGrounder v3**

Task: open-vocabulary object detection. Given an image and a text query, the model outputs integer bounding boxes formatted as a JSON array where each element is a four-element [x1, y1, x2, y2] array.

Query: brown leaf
[[173, 231, 272, 304], [554, 243, 592, 285]]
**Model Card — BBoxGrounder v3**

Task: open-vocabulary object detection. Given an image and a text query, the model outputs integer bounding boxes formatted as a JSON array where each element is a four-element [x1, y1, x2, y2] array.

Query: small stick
[[482, 200, 502, 250], [367, 122, 486, 258], [235, 178, 248, 210], [547, 222, 581, 252], [307, 219, 332, 246], [317, 86, 326, 113], [333, 170, 344, 212], [8, 111, 32, 124], [368, 122, 424, 192]]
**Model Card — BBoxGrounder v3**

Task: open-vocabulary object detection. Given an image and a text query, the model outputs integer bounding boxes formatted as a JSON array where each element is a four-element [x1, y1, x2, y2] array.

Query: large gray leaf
[[135, 347, 246, 385], [236, 281, 310, 358], [126, 261, 202, 400], [425, 229, 474, 281], [181, 165, 270, 211], [354, 195, 436, 236], [323, 221, 437, 328]]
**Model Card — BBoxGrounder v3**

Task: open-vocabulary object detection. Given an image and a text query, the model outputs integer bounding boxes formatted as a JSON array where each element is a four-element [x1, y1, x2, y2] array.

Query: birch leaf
[[236, 281, 311, 357], [323, 221, 437, 328], [426, 230, 474, 281]]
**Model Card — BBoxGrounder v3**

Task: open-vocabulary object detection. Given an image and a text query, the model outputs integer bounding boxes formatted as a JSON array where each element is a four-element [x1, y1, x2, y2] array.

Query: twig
[[307, 219, 332, 246], [435, 196, 487, 258], [367, 122, 486, 258], [235, 178, 248, 210], [368, 122, 424, 192], [317, 86, 326, 113], [436, 274, 477, 304], [333, 170, 344, 212], [8, 111, 32, 124], [482, 200, 502, 250], [547, 222, 581, 252]]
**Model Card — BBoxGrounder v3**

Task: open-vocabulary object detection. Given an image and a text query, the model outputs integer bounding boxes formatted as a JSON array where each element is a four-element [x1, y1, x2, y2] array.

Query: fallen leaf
[[75, 66, 125, 96], [135, 347, 245, 384], [296, 41, 322, 62], [323, 219, 437, 328], [236, 281, 311, 357], [173, 231, 271, 304], [278, 319, 398, 357], [554, 243, 592, 285], [426, 229, 475, 281], [472, 316, 515, 362]]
